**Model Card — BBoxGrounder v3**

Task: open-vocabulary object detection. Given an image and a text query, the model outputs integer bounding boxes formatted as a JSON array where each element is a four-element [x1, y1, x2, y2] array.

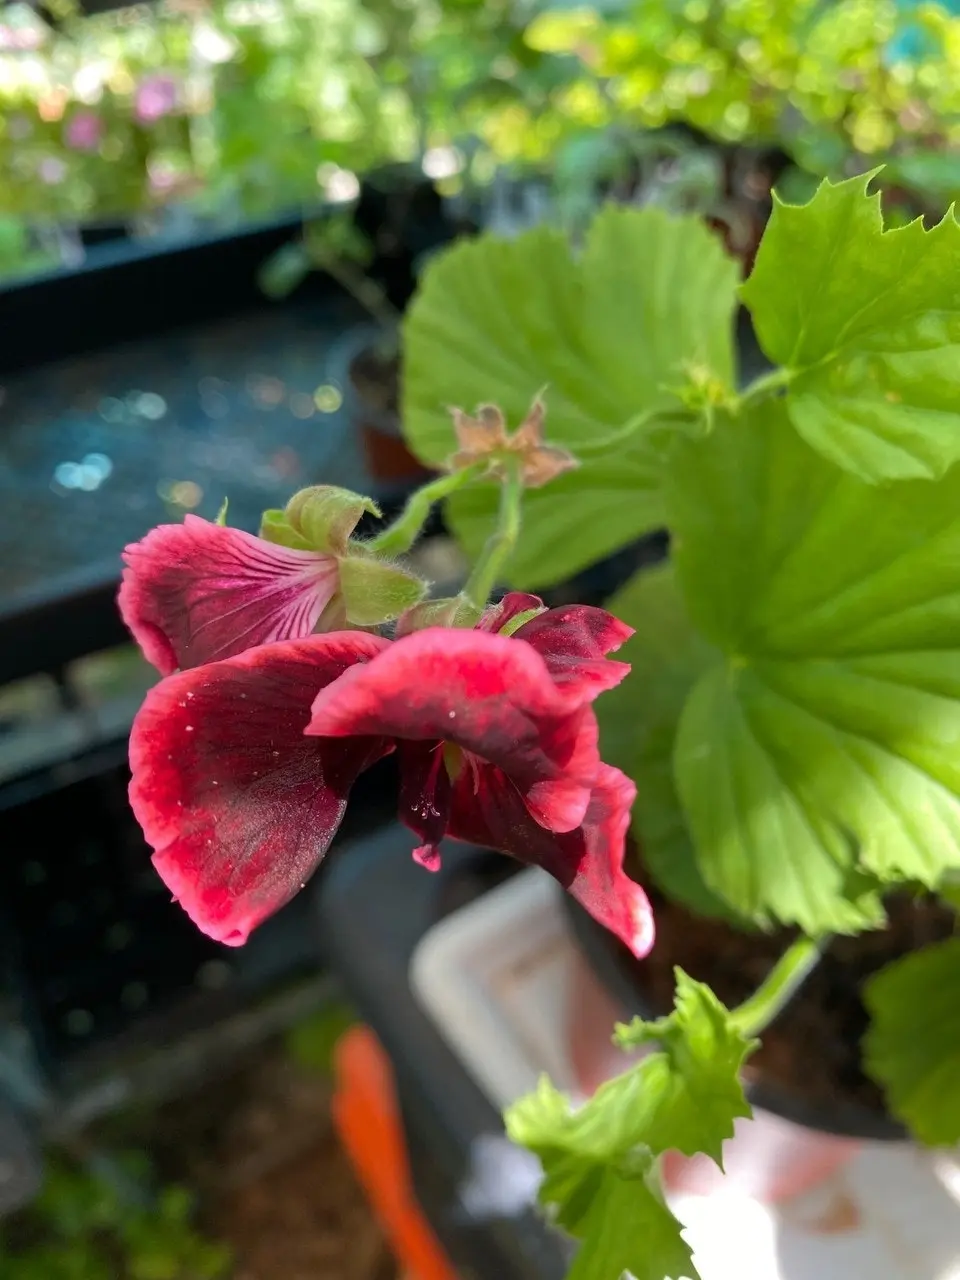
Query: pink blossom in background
[[65, 111, 102, 152], [134, 74, 178, 124]]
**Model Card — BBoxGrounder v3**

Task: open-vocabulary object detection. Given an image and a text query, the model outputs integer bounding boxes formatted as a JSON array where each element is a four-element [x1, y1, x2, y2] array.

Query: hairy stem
[[462, 462, 524, 612], [575, 406, 695, 456], [368, 463, 486, 557]]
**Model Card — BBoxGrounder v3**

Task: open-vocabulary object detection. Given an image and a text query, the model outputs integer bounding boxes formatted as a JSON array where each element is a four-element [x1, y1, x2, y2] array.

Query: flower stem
[[368, 463, 486, 557], [461, 462, 524, 612], [737, 365, 794, 409], [729, 936, 826, 1040], [574, 405, 693, 455]]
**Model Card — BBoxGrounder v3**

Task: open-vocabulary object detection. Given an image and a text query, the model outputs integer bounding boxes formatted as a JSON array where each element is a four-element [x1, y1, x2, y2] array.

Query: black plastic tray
[[0, 739, 399, 1075], [0, 178, 462, 687]]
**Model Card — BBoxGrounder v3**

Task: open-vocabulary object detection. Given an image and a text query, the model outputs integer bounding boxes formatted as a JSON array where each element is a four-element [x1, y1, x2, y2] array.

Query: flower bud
[[261, 485, 380, 554]]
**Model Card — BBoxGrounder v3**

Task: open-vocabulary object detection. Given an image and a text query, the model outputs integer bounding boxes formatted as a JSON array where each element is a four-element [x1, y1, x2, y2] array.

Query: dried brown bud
[[445, 394, 578, 489]]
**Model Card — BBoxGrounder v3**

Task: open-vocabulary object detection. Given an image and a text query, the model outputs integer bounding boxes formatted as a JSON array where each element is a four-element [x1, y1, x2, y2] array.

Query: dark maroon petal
[[306, 627, 599, 833], [119, 515, 340, 674], [399, 741, 451, 871], [477, 592, 545, 634], [445, 762, 654, 958], [513, 604, 633, 700], [128, 633, 391, 945]]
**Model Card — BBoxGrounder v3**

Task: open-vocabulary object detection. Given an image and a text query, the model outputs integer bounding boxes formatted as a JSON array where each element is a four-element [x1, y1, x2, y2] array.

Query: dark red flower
[[119, 515, 340, 675], [129, 631, 391, 944], [127, 595, 653, 956]]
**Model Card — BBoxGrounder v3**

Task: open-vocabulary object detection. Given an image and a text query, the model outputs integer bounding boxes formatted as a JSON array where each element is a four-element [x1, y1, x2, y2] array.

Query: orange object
[[332, 1025, 460, 1280]]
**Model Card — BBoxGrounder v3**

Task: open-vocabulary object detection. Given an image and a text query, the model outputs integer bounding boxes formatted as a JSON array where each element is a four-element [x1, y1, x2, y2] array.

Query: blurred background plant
[[525, 0, 960, 213], [2, 0, 960, 278], [0, 1151, 230, 1280], [0, 0, 418, 225]]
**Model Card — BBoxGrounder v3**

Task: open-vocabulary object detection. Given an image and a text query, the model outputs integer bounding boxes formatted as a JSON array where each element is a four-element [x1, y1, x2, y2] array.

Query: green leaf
[[402, 206, 739, 589], [598, 565, 743, 922], [610, 971, 756, 1164], [864, 938, 960, 1145], [566, 1170, 696, 1280], [937, 870, 960, 914], [741, 171, 960, 483], [665, 397, 960, 931], [507, 971, 754, 1280], [257, 240, 313, 300]]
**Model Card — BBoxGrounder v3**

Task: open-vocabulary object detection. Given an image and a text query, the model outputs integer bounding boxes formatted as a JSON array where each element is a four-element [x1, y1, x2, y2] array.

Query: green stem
[[462, 462, 524, 612], [574, 406, 693, 455], [369, 463, 486, 557], [737, 365, 794, 409], [729, 936, 826, 1040]]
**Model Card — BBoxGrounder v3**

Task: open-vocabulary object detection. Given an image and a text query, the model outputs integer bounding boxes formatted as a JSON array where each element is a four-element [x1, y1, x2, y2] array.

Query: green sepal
[[338, 553, 428, 627], [259, 509, 314, 551], [215, 497, 229, 527], [261, 486, 381, 554], [496, 606, 546, 636], [284, 485, 381, 554]]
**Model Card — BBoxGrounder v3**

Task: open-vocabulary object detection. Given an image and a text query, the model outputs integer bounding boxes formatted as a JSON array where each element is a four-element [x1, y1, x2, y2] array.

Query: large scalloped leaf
[[741, 171, 960, 484], [402, 206, 739, 589], [598, 564, 743, 922], [665, 398, 960, 932], [864, 938, 960, 1146]]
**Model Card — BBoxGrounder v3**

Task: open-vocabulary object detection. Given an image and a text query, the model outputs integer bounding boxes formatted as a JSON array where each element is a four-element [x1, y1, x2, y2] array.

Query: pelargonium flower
[[118, 490, 425, 674], [127, 594, 653, 956]]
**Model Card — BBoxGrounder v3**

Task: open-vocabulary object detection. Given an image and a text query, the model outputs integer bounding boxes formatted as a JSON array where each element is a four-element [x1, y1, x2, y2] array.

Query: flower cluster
[[119, 477, 653, 958]]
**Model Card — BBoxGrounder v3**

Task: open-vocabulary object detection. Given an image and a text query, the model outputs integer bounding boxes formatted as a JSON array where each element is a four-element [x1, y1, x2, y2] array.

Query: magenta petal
[[128, 633, 392, 945], [513, 604, 633, 700], [119, 515, 340, 674], [477, 592, 545, 634], [447, 762, 654, 958], [306, 627, 599, 833]]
